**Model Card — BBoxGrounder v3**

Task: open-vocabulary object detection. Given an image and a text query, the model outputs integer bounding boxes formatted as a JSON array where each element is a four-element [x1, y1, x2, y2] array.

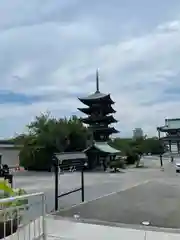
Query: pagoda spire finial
[[96, 69, 100, 93]]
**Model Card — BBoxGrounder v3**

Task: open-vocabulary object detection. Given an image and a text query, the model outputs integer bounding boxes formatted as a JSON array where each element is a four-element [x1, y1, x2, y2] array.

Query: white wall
[[171, 144, 178, 153], [167, 119, 180, 129], [0, 148, 20, 167]]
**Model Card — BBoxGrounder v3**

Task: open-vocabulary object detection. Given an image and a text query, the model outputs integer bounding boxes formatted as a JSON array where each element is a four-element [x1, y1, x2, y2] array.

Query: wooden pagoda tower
[[78, 70, 120, 170]]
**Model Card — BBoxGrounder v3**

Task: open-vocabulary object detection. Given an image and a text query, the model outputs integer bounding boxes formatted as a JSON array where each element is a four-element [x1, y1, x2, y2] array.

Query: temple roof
[[157, 118, 180, 132], [160, 136, 180, 142], [78, 93, 114, 105], [157, 126, 180, 132], [90, 126, 119, 134], [78, 105, 116, 115], [84, 141, 120, 154], [78, 70, 115, 105], [80, 92, 108, 100], [81, 115, 117, 124]]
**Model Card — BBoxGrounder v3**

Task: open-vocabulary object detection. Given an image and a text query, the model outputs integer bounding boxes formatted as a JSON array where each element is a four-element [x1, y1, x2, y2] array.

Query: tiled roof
[[84, 142, 120, 154]]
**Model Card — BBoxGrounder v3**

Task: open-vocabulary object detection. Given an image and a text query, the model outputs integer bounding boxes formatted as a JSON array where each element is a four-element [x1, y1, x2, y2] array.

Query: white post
[[42, 194, 47, 240]]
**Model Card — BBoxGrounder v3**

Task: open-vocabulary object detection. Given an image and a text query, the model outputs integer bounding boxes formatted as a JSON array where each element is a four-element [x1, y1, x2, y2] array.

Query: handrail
[[0, 192, 47, 239], [0, 192, 44, 203]]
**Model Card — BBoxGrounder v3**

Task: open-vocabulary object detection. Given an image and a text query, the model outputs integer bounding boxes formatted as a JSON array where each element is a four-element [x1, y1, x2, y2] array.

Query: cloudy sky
[[0, 0, 180, 138]]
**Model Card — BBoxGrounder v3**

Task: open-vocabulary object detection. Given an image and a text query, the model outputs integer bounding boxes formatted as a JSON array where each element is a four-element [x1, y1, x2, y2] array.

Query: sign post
[[54, 157, 59, 212], [53, 153, 86, 211]]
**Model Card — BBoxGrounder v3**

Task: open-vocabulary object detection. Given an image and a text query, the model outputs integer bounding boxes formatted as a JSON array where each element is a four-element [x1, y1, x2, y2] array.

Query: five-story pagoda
[[78, 70, 120, 170]]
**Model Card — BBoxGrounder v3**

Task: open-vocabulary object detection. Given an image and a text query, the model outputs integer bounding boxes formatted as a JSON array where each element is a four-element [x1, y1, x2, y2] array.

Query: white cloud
[[157, 20, 180, 32], [0, 1, 180, 138]]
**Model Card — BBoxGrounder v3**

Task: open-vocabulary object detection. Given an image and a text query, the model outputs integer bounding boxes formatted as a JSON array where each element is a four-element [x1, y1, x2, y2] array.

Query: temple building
[[157, 118, 180, 165], [78, 70, 120, 170]]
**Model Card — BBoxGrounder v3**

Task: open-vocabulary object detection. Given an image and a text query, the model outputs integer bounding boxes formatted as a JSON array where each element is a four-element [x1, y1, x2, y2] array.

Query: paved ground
[[13, 156, 167, 211], [59, 180, 180, 229], [57, 157, 180, 229], [12, 156, 180, 229]]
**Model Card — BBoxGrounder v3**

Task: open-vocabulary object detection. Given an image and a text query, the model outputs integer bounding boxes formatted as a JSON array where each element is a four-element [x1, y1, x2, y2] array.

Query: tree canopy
[[110, 136, 165, 166], [15, 113, 90, 171], [14, 112, 164, 170]]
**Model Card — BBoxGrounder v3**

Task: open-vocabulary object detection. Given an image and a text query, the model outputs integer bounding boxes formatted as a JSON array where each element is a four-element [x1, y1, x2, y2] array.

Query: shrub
[[126, 153, 139, 165], [0, 180, 28, 238], [19, 146, 52, 171], [109, 157, 126, 170]]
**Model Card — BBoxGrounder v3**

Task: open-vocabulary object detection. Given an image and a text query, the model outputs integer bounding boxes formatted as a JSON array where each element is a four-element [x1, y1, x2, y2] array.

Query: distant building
[[0, 141, 22, 167], [133, 128, 143, 139], [157, 118, 180, 157]]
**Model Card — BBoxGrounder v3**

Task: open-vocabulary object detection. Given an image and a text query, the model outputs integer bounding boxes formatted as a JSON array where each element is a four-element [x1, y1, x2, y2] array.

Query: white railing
[[0, 192, 46, 239]]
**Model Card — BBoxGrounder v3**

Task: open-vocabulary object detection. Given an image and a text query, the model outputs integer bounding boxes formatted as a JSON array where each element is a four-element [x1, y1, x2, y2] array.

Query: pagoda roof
[[78, 106, 116, 115], [84, 141, 120, 154], [80, 91, 108, 100], [90, 127, 119, 134], [78, 92, 114, 105], [82, 115, 117, 124]]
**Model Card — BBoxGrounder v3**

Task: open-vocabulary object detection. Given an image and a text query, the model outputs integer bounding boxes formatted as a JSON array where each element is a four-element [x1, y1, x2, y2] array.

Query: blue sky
[[1, 0, 180, 138]]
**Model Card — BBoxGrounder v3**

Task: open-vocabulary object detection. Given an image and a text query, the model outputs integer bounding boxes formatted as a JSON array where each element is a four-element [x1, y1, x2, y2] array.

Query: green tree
[[111, 136, 165, 167], [17, 113, 89, 171]]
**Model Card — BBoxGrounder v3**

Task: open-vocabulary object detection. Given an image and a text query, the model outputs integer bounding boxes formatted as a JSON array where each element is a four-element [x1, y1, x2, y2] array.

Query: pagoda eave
[[81, 115, 118, 125], [90, 127, 119, 134], [78, 93, 114, 106], [82, 120, 118, 125], [77, 108, 90, 115], [82, 120, 117, 125], [78, 107, 116, 115]]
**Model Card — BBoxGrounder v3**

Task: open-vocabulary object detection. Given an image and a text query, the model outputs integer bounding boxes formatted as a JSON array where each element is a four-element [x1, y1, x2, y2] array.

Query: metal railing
[[0, 192, 46, 239]]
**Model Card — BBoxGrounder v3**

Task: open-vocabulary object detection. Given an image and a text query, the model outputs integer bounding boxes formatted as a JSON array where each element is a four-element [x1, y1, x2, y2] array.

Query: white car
[[176, 163, 180, 173]]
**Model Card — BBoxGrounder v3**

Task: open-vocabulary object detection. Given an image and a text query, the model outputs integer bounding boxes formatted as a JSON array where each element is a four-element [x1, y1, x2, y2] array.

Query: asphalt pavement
[[12, 156, 180, 228], [58, 179, 180, 229], [57, 157, 180, 229]]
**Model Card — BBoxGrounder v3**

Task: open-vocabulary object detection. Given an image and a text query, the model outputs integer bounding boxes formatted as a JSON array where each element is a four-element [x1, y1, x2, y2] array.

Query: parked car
[[175, 163, 180, 173]]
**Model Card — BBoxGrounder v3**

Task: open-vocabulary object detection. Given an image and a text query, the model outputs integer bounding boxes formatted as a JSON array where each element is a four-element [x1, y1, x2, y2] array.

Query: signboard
[[54, 152, 87, 171]]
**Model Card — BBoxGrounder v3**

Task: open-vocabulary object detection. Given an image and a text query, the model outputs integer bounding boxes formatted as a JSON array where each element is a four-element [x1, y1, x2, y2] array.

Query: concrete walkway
[[46, 217, 180, 240], [6, 216, 180, 239]]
